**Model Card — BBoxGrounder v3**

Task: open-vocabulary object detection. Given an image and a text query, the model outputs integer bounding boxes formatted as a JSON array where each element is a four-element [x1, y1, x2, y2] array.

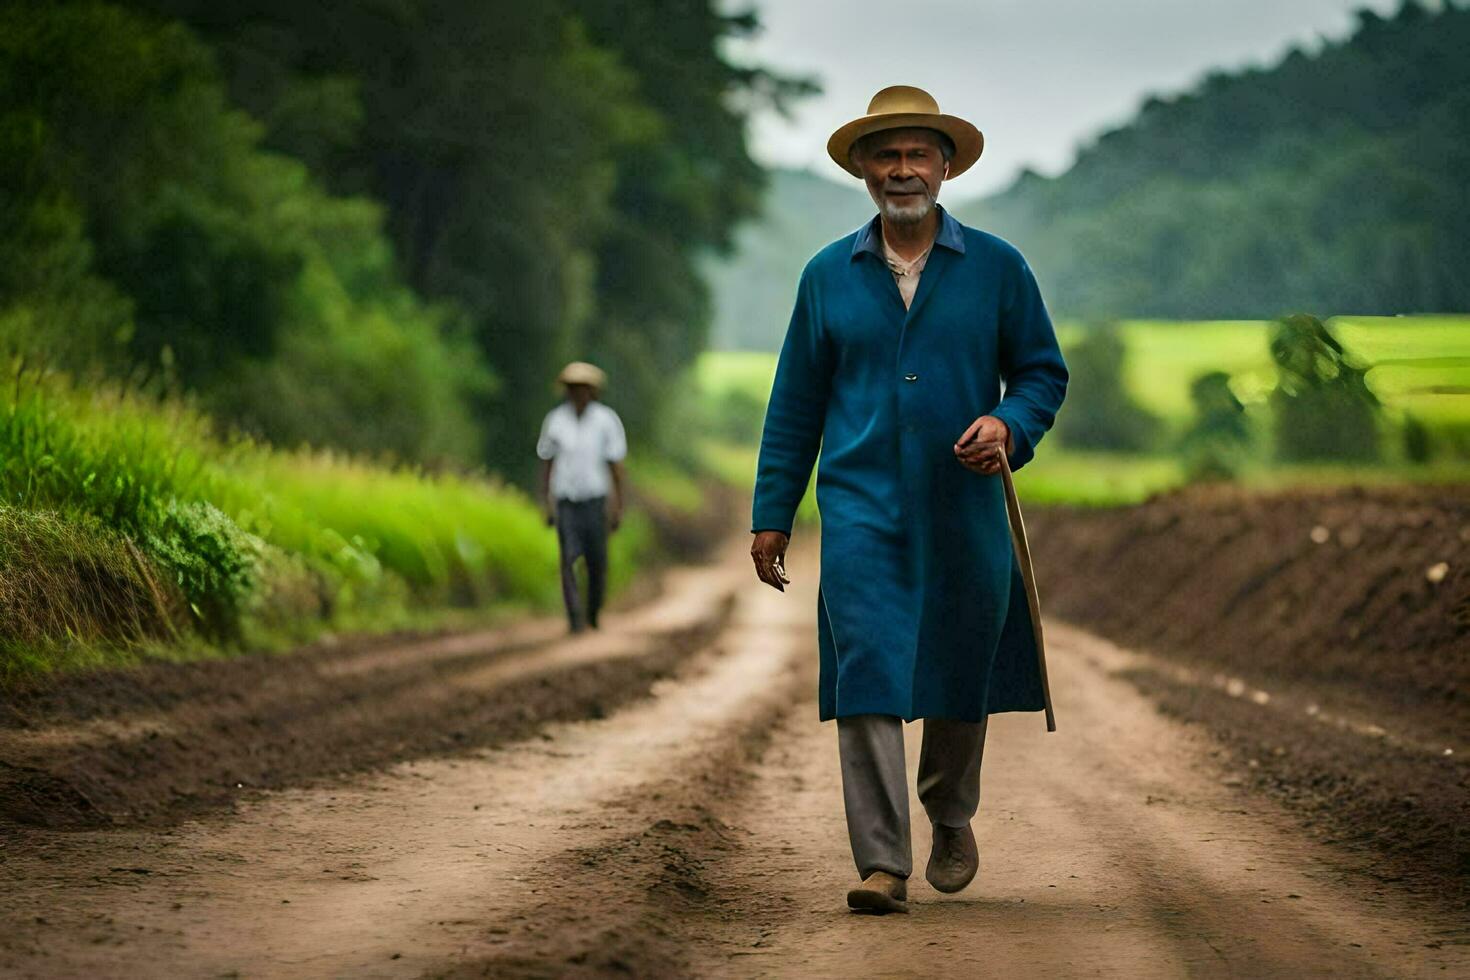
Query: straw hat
[[827, 85, 984, 179], [556, 360, 606, 390]]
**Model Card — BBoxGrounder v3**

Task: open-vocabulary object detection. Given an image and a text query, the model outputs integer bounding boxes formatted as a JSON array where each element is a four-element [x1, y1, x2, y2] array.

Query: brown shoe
[[846, 870, 909, 914], [926, 822, 979, 893]]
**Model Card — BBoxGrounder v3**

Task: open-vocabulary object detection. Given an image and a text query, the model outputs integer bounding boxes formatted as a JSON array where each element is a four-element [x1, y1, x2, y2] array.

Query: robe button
[[903, 373, 918, 382]]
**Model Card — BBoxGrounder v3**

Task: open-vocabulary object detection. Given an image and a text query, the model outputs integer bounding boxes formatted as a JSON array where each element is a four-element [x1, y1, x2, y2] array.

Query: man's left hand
[[954, 416, 1013, 476], [608, 502, 622, 532]]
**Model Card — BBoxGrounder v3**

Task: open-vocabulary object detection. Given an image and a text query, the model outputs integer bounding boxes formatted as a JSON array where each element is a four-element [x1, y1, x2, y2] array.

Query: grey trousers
[[837, 713, 988, 879], [554, 496, 608, 631]]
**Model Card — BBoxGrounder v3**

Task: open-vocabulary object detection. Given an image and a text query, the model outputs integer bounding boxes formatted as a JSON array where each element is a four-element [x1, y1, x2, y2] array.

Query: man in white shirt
[[536, 361, 628, 633]]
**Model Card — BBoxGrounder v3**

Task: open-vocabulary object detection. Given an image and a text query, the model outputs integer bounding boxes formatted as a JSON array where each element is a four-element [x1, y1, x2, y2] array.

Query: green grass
[[699, 315, 1470, 431], [629, 456, 705, 515], [1329, 315, 1470, 362], [1057, 314, 1470, 435], [1054, 318, 1279, 422], [1234, 459, 1470, 489], [1010, 450, 1186, 506], [1055, 318, 1280, 423], [693, 350, 779, 400], [0, 363, 661, 675], [1113, 320, 1278, 421], [1331, 316, 1470, 432]]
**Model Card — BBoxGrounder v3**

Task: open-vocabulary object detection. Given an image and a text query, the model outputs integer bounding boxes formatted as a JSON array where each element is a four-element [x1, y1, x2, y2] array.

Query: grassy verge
[[0, 363, 703, 679]]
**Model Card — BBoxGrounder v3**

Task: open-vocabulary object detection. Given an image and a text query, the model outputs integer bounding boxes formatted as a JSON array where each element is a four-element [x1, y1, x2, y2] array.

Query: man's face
[[566, 383, 595, 409], [853, 128, 949, 225]]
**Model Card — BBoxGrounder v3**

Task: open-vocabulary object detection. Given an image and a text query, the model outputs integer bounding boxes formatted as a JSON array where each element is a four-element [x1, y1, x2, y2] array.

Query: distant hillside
[[706, 1, 1469, 346], [703, 169, 873, 351], [954, 0, 1470, 319]]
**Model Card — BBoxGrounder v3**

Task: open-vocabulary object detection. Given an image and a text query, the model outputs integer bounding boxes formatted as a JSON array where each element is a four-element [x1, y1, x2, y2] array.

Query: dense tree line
[[959, 0, 1470, 319], [0, 0, 806, 482]]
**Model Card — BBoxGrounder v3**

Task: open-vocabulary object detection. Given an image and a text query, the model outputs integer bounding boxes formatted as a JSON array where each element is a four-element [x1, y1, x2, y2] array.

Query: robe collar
[[850, 202, 966, 263]]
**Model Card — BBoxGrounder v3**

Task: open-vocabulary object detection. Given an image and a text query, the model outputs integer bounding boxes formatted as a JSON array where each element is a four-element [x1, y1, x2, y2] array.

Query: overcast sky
[[725, 0, 1405, 199]]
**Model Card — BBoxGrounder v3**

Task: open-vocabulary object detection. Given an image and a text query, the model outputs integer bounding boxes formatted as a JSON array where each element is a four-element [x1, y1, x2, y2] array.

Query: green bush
[[1269, 313, 1382, 461], [142, 500, 262, 641], [701, 386, 768, 446], [1180, 371, 1251, 481], [1402, 412, 1433, 463], [1053, 323, 1163, 452]]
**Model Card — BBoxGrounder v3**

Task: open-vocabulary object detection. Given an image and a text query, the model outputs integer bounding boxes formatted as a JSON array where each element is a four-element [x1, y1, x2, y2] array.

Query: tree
[[129, 0, 811, 482], [955, 1, 1470, 319], [0, 1, 493, 463], [1180, 371, 1251, 480], [1051, 323, 1162, 452], [1268, 313, 1381, 461]]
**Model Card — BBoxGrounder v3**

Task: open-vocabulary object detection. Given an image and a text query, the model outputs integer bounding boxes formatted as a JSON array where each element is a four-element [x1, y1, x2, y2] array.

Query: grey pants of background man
[[554, 496, 608, 631], [838, 713, 988, 878]]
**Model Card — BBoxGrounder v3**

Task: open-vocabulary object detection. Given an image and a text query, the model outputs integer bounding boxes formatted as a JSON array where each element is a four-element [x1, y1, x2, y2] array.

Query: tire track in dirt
[[0, 557, 746, 829], [671, 624, 1467, 978], [3, 537, 1466, 979], [0, 544, 816, 978]]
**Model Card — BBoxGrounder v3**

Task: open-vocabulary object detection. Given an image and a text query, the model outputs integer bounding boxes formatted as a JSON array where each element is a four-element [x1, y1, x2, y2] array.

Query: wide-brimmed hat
[[827, 85, 984, 179], [556, 360, 606, 390]]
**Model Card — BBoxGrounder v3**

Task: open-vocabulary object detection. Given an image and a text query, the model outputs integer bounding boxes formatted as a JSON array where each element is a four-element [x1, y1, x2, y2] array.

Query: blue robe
[[751, 205, 1068, 723]]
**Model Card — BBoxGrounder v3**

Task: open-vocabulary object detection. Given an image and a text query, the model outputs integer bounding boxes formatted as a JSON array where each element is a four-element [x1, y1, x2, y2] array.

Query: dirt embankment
[[0, 547, 746, 834], [0, 480, 742, 832], [4, 535, 1463, 979], [1029, 483, 1470, 910]]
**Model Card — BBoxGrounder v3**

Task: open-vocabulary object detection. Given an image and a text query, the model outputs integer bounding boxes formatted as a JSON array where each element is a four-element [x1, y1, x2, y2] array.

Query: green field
[[1107, 320, 1278, 422], [694, 350, 780, 402], [1332, 316, 1470, 430], [1060, 315, 1470, 433], [696, 314, 1470, 510]]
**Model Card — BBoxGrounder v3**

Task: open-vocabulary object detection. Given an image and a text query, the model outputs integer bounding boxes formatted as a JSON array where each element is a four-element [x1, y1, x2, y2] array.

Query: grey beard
[[874, 183, 938, 225], [881, 195, 934, 225]]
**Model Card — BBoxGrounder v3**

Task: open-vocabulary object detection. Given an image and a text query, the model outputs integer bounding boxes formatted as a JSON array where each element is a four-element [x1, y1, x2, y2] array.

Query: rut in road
[[680, 623, 1466, 978], [2, 541, 1466, 979], [0, 545, 811, 978], [0, 554, 745, 830]]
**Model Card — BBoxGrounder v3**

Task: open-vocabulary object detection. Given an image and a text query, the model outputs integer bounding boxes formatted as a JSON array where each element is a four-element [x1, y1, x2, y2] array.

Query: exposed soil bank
[[0, 545, 747, 832], [4, 551, 1463, 979], [0, 543, 815, 979], [1029, 483, 1469, 912]]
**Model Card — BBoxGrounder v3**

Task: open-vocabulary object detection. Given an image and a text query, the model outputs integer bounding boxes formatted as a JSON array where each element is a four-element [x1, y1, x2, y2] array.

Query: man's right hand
[[543, 506, 556, 528], [751, 530, 790, 592]]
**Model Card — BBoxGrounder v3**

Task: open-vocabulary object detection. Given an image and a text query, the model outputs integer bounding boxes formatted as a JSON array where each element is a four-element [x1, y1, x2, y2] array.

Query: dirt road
[[1, 538, 1464, 978]]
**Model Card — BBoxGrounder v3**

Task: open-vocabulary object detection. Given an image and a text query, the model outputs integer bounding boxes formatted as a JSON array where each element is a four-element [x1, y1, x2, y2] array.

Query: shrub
[[1269, 313, 1381, 461], [1402, 412, 1433, 463], [1053, 322, 1163, 452], [1180, 370, 1251, 480], [142, 500, 262, 642]]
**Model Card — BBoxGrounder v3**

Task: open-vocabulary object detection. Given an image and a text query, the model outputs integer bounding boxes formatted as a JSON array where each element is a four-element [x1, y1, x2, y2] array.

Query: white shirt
[[882, 234, 933, 309], [536, 400, 627, 501]]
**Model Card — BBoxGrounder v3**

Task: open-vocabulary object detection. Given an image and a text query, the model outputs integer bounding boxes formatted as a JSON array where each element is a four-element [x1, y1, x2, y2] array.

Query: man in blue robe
[[749, 85, 1068, 914]]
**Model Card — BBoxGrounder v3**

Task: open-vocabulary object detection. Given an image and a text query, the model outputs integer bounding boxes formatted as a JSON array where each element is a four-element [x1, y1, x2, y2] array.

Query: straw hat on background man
[[556, 361, 606, 391]]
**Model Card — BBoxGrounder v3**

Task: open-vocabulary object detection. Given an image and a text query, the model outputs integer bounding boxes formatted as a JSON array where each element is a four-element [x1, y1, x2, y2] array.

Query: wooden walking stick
[[998, 447, 1057, 732]]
